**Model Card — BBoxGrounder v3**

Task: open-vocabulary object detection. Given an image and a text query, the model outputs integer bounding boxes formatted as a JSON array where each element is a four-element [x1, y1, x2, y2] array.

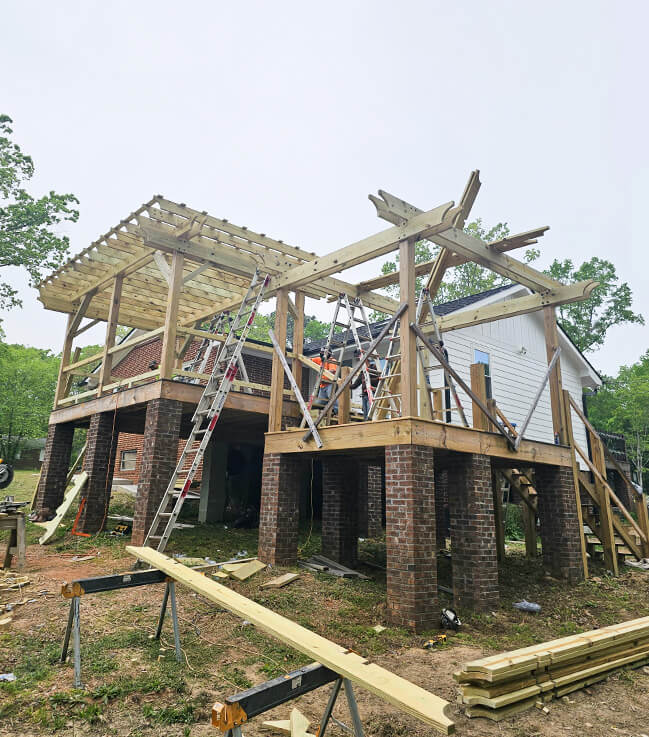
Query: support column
[[198, 441, 228, 523], [385, 444, 437, 632], [77, 412, 119, 533], [34, 422, 75, 514], [448, 453, 499, 611], [258, 452, 302, 565], [434, 468, 449, 550], [132, 398, 182, 545], [269, 290, 289, 432], [399, 238, 417, 417], [321, 457, 359, 566], [536, 464, 585, 583]]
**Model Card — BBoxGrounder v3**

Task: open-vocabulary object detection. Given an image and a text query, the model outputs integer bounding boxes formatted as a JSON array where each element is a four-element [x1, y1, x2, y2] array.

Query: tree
[[588, 351, 649, 488], [0, 342, 59, 463], [246, 311, 331, 345], [544, 257, 644, 353], [0, 114, 79, 316]]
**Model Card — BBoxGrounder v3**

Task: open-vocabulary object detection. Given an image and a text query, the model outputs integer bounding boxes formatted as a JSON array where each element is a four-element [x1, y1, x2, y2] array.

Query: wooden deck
[[264, 416, 573, 466]]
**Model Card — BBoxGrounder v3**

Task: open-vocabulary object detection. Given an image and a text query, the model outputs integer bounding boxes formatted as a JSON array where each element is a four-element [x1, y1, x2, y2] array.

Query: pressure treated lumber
[[39, 472, 89, 545], [126, 546, 455, 734]]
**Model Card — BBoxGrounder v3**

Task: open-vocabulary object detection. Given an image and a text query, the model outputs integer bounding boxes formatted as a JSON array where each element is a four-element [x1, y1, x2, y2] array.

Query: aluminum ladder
[[142, 270, 270, 553]]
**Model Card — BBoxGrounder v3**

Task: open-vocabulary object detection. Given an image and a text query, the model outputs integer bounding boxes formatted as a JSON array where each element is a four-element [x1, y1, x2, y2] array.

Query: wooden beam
[[98, 275, 123, 393], [160, 252, 184, 380], [54, 313, 75, 406], [338, 366, 351, 424], [543, 307, 566, 443], [67, 292, 95, 338], [72, 318, 101, 339], [431, 228, 561, 293], [125, 547, 455, 734], [292, 292, 305, 391], [69, 251, 154, 302], [400, 238, 417, 417], [431, 281, 598, 335], [152, 250, 171, 285], [470, 363, 489, 431], [269, 290, 289, 432]]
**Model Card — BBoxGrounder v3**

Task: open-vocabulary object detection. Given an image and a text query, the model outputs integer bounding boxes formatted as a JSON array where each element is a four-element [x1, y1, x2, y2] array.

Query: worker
[[312, 349, 339, 412], [351, 350, 381, 420]]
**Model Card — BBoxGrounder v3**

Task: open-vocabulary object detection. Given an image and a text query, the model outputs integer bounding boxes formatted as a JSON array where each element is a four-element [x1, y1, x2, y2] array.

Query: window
[[120, 449, 137, 472], [474, 349, 492, 399]]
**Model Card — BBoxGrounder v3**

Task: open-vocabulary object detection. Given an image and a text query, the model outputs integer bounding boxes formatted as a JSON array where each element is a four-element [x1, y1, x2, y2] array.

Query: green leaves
[[545, 257, 644, 353], [0, 114, 79, 313]]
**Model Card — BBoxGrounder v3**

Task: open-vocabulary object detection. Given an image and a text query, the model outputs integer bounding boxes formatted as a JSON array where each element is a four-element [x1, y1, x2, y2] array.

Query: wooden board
[[228, 559, 267, 581], [260, 573, 300, 589], [39, 472, 89, 545], [126, 546, 455, 734]]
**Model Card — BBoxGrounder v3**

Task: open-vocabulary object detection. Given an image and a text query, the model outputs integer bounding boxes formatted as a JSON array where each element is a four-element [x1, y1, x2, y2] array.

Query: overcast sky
[[2, 1, 647, 376]]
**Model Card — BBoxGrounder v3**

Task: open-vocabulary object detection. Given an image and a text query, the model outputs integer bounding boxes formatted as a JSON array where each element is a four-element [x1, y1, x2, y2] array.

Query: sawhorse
[[60, 569, 182, 688], [213, 663, 365, 737], [0, 512, 26, 571]]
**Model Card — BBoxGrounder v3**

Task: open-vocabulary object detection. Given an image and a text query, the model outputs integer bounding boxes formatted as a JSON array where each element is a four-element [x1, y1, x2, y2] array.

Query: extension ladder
[[301, 294, 379, 425], [142, 270, 270, 553], [367, 319, 401, 419]]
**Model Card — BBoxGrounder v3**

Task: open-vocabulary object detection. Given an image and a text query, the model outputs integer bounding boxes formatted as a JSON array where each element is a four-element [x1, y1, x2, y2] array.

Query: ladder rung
[[148, 535, 162, 540], [158, 512, 172, 518]]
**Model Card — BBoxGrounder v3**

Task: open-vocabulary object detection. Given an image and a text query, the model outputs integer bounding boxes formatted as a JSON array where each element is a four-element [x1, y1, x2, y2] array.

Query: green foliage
[[0, 342, 59, 462], [588, 350, 649, 487], [504, 503, 524, 540], [0, 114, 79, 314], [247, 310, 333, 346], [544, 257, 644, 352]]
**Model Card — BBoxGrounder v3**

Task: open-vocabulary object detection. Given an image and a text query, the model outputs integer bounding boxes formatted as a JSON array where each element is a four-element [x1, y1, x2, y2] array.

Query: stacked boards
[[455, 617, 649, 721]]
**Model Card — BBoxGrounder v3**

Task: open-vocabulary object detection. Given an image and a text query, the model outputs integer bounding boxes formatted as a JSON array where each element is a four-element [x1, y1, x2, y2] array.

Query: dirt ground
[[1, 475, 649, 737]]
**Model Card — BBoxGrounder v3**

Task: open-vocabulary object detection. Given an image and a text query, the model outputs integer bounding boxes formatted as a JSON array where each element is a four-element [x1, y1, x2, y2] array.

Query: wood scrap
[[260, 572, 300, 589], [456, 616, 649, 720], [289, 708, 310, 737], [262, 720, 291, 734], [0, 615, 12, 629], [310, 555, 369, 580], [228, 559, 266, 581]]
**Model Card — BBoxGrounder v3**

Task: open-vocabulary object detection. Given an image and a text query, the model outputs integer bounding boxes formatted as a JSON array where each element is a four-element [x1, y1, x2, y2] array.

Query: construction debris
[[260, 573, 300, 590], [227, 559, 267, 581], [299, 555, 368, 579], [38, 472, 88, 545], [455, 616, 649, 721]]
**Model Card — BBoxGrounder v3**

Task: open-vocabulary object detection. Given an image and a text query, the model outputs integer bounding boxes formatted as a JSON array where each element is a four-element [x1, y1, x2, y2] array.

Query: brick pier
[[34, 422, 75, 514], [322, 457, 359, 567]]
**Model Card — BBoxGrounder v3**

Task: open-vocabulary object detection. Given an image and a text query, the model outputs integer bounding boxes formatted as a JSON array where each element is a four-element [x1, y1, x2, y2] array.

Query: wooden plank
[[269, 290, 289, 432], [39, 473, 88, 545], [292, 291, 305, 390], [338, 366, 351, 424], [543, 307, 566, 444], [260, 573, 300, 590], [470, 363, 489, 431], [228, 559, 267, 581], [126, 546, 455, 734], [160, 252, 184, 380], [98, 274, 123, 393], [399, 238, 417, 417]]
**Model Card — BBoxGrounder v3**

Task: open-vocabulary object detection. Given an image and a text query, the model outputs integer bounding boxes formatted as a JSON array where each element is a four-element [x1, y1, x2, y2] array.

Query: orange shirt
[[313, 356, 337, 388]]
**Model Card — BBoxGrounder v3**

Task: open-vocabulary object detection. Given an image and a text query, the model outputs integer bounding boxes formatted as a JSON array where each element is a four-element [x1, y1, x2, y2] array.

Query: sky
[[2, 0, 647, 376]]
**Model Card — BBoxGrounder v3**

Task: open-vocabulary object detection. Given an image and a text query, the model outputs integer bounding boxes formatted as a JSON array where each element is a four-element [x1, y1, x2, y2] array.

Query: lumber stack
[[455, 617, 649, 721]]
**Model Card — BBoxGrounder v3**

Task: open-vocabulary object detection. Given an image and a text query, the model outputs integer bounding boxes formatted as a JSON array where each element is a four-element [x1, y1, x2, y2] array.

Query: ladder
[[367, 320, 401, 419], [186, 312, 231, 379], [302, 294, 379, 425], [142, 270, 270, 553]]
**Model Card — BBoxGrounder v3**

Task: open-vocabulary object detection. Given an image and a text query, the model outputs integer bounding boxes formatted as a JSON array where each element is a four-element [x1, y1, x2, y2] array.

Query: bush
[[504, 503, 524, 540]]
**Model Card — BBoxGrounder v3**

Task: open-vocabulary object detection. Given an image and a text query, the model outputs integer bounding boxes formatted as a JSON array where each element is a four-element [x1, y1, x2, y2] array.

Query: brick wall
[[258, 453, 303, 565], [448, 453, 499, 611], [132, 398, 183, 546], [536, 464, 584, 582], [322, 457, 359, 567], [115, 432, 203, 484], [358, 462, 383, 538], [434, 467, 449, 547], [34, 423, 75, 514], [384, 444, 438, 632]]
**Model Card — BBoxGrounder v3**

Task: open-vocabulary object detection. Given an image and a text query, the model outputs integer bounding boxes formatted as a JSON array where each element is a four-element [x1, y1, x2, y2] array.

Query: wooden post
[[470, 363, 489, 430], [293, 291, 305, 392], [269, 289, 289, 432], [54, 313, 75, 406], [591, 430, 619, 574], [562, 389, 589, 579], [399, 238, 417, 417], [432, 389, 443, 421], [492, 470, 505, 562], [520, 481, 537, 559], [338, 366, 351, 424], [543, 307, 566, 443], [160, 253, 184, 380], [98, 274, 123, 393], [417, 353, 433, 419], [635, 491, 649, 559]]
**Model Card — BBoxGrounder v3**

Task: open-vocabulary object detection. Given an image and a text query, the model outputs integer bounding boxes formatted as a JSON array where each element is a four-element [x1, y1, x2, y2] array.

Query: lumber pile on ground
[[455, 617, 649, 721]]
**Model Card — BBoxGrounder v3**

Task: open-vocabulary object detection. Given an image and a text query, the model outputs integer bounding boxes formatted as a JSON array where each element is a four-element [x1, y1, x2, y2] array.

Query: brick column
[[434, 468, 449, 549], [536, 464, 584, 583], [77, 412, 119, 533], [385, 444, 437, 632], [367, 464, 383, 538], [448, 453, 499, 611], [132, 399, 182, 546], [258, 453, 302, 565], [322, 457, 359, 567], [34, 422, 75, 514]]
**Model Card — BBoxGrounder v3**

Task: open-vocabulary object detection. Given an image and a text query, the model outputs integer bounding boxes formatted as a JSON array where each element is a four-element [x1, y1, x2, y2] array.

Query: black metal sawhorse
[[60, 569, 182, 688], [212, 663, 365, 737]]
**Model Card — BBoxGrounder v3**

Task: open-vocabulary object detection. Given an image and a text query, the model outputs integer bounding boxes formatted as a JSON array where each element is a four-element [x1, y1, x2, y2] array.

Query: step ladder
[[302, 294, 380, 426], [142, 270, 270, 554], [367, 319, 401, 419]]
